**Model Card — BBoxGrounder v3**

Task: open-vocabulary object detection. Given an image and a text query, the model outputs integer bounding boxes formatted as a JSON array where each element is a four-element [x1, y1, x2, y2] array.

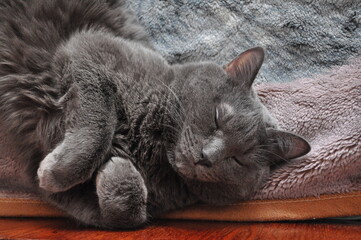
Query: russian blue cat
[[0, 0, 310, 228]]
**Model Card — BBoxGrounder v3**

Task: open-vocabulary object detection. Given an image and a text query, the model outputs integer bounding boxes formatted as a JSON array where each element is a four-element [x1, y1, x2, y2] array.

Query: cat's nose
[[196, 150, 212, 167]]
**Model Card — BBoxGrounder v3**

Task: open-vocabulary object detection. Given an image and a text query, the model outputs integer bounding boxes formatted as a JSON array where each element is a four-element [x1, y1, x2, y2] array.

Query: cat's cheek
[[215, 161, 250, 185], [172, 151, 195, 179]]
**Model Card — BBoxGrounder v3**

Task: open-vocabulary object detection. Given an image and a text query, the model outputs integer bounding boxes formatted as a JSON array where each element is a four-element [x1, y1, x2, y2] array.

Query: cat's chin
[[170, 151, 246, 185], [168, 154, 254, 204]]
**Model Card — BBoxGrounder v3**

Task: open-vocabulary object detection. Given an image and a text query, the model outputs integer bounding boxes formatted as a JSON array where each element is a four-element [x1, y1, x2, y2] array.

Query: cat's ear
[[224, 47, 264, 88], [267, 129, 311, 161]]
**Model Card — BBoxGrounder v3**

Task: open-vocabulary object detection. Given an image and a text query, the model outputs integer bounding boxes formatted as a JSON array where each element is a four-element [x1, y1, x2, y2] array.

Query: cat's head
[[169, 47, 310, 204]]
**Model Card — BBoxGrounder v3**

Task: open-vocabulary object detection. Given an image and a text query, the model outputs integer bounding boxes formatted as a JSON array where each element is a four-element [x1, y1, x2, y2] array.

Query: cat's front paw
[[37, 143, 92, 193], [96, 157, 148, 229]]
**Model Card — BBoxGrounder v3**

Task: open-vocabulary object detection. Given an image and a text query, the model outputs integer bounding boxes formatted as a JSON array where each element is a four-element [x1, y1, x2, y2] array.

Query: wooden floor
[[0, 218, 360, 240]]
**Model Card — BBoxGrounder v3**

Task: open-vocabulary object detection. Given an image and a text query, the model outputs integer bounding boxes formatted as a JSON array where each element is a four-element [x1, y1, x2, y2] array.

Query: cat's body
[[0, 0, 310, 228]]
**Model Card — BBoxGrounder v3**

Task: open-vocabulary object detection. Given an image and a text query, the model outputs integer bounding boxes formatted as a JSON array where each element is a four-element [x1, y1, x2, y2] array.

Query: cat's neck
[[110, 39, 185, 156], [118, 64, 196, 214], [108, 43, 199, 212], [124, 81, 184, 161]]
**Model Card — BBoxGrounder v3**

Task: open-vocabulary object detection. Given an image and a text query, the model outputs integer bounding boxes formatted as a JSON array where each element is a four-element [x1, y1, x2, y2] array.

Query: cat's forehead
[[183, 62, 253, 107], [195, 64, 237, 95], [195, 63, 228, 82]]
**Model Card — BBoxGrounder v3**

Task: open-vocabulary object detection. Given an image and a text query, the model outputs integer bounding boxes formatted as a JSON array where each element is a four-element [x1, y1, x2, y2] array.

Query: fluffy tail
[[0, 73, 62, 154]]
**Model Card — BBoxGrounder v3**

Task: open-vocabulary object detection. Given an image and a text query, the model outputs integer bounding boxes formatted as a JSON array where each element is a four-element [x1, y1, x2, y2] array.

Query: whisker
[[260, 149, 291, 164], [160, 124, 181, 137], [256, 142, 310, 151], [155, 79, 186, 118]]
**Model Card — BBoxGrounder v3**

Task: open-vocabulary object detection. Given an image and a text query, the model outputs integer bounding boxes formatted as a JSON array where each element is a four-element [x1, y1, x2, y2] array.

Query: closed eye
[[231, 157, 245, 167], [214, 103, 234, 129], [244, 148, 253, 155], [215, 106, 220, 129]]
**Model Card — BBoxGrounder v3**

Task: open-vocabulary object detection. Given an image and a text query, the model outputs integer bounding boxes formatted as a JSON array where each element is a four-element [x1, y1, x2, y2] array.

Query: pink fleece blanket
[[254, 57, 361, 200], [0, 58, 360, 202]]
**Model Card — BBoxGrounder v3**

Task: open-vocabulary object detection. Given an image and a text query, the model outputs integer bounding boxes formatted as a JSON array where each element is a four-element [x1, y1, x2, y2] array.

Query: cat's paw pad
[[96, 157, 148, 228], [37, 144, 89, 193]]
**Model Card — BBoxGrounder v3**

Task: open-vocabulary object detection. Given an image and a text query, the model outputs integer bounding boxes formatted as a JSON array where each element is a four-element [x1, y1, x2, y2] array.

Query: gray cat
[[0, 0, 310, 229]]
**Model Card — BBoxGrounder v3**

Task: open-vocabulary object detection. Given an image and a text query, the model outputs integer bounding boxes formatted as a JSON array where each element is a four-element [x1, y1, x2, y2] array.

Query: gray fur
[[0, 0, 310, 229]]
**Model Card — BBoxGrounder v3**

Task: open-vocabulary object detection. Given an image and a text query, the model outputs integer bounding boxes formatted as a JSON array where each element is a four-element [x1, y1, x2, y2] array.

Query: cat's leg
[[37, 70, 119, 192], [45, 157, 147, 229], [96, 156, 148, 228]]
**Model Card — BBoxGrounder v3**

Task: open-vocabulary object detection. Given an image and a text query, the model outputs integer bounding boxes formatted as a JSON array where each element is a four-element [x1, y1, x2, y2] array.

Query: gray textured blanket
[[129, 0, 361, 83]]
